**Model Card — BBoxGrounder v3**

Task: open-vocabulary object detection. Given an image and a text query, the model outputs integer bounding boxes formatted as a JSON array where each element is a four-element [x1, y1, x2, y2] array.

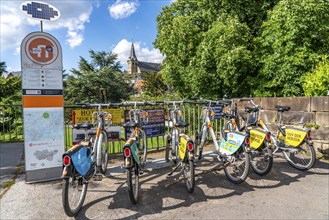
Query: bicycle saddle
[[275, 105, 291, 112], [74, 121, 93, 130], [244, 106, 259, 113], [177, 121, 189, 128], [123, 121, 139, 128]]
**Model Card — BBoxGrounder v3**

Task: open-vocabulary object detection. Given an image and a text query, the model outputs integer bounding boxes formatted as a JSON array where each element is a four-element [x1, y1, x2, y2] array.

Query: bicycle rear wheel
[[224, 149, 250, 184], [250, 143, 273, 176], [183, 160, 195, 193], [100, 131, 109, 174], [282, 142, 316, 170], [127, 166, 139, 204], [62, 173, 88, 217]]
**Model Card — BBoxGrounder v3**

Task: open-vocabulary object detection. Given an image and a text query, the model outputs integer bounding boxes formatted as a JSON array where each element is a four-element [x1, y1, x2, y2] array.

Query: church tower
[[127, 43, 138, 75]]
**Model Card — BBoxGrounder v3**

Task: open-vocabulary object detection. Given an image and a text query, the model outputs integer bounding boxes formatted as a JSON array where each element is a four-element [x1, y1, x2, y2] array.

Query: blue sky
[[0, 0, 174, 72]]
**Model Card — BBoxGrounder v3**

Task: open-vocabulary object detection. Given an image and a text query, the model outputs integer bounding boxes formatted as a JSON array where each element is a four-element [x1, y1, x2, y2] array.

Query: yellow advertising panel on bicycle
[[250, 129, 266, 149], [179, 135, 188, 160], [279, 128, 307, 147]]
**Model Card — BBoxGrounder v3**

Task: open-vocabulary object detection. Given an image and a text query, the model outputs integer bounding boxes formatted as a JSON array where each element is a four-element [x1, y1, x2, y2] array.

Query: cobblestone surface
[[0, 147, 328, 220]]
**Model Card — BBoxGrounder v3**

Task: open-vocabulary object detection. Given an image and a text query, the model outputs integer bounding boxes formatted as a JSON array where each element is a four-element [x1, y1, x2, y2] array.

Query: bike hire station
[[21, 1, 64, 182]]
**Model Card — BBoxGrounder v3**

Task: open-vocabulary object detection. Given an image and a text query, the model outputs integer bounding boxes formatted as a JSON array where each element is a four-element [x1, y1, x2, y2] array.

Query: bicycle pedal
[[93, 174, 103, 181]]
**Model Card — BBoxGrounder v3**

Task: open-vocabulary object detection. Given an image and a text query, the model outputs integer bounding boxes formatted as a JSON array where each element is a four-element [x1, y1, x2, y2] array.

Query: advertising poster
[[72, 126, 121, 144], [72, 108, 122, 125], [124, 109, 165, 139]]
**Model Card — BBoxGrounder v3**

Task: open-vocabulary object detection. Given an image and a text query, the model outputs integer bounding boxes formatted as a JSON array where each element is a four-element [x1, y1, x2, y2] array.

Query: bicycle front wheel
[[250, 143, 273, 176], [183, 160, 195, 193], [282, 141, 316, 170], [100, 131, 109, 174], [127, 166, 139, 204], [62, 173, 88, 217], [139, 129, 147, 167], [224, 149, 250, 184]]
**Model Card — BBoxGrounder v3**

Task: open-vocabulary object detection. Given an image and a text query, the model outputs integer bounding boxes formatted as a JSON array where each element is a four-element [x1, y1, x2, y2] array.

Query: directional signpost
[[21, 1, 64, 182]]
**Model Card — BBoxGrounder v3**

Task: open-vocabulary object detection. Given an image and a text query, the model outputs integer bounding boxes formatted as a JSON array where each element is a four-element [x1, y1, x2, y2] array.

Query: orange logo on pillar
[[26, 36, 58, 65]]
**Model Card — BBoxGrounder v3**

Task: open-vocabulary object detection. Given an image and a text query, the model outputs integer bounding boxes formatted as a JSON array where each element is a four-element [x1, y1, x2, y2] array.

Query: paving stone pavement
[[0, 146, 328, 219]]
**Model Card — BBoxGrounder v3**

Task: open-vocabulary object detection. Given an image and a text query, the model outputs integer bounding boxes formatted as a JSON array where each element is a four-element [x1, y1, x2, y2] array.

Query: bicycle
[[122, 101, 149, 204], [163, 100, 195, 193], [62, 103, 112, 217], [221, 98, 273, 176], [243, 98, 316, 170], [195, 98, 250, 184]]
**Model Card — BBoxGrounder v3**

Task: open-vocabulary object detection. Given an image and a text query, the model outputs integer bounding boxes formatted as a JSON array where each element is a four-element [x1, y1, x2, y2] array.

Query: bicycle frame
[[167, 102, 194, 161], [63, 103, 111, 178], [123, 102, 148, 168]]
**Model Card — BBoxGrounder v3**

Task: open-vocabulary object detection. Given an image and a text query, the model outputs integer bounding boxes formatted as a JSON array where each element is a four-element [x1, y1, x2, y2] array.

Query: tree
[[0, 62, 7, 76], [302, 55, 329, 96], [64, 50, 129, 104], [142, 72, 168, 96], [154, 0, 277, 98], [255, 0, 329, 96]]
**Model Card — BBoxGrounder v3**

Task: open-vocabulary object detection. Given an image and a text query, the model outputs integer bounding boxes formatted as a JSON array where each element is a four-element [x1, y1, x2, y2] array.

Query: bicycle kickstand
[[167, 161, 182, 176]]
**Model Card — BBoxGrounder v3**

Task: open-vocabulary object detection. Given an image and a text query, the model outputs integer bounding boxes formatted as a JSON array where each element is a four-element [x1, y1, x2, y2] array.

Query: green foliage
[[155, 0, 329, 98], [142, 72, 168, 96], [0, 76, 22, 105], [64, 50, 130, 104], [0, 67, 22, 134], [155, 0, 277, 98], [0, 62, 7, 76], [302, 55, 329, 96], [128, 92, 181, 102], [254, 0, 329, 97], [305, 123, 320, 130]]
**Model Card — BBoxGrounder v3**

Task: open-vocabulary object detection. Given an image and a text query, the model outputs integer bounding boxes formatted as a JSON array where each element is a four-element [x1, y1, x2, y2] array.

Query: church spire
[[129, 43, 137, 61]]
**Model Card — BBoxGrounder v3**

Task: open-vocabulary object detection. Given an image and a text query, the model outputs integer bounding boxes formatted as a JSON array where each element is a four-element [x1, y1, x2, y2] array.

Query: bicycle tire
[[139, 129, 147, 167], [165, 134, 171, 162], [282, 141, 316, 170], [62, 173, 88, 217], [224, 149, 250, 184], [250, 142, 273, 176], [197, 124, 208, 160], [127, 166, 139, 205], [100, 131, 109, 174], [183, 160, 195, 193]]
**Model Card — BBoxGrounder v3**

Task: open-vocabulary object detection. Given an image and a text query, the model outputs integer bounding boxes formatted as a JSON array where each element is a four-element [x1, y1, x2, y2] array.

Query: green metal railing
[[0, 103, 224, 154]]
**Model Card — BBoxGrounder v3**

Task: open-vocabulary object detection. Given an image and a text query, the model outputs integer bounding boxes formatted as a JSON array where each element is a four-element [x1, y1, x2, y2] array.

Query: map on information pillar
[[24, 107, 64, 171]]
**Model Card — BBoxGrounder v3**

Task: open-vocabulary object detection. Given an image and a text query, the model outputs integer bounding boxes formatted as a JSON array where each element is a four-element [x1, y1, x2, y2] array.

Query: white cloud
[[112, 39, 165, 69], [108, 0, 139, 19], [0, 1, 93, 52]]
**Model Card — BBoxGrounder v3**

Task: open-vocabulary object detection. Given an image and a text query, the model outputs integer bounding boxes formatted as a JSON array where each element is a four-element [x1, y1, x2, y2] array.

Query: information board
[[124, 109, 165, 139], [24, 108, 64, 170], [21, 31, 64, 182]]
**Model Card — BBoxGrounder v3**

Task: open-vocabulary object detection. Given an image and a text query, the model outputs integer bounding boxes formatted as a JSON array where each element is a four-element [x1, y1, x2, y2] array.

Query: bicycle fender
[[62, 166, 71, 178]]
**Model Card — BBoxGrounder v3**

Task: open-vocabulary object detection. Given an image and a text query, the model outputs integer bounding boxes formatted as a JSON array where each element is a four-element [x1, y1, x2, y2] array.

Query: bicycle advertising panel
[[72, 108, 123, 143], [124, 109, 165, 139]]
